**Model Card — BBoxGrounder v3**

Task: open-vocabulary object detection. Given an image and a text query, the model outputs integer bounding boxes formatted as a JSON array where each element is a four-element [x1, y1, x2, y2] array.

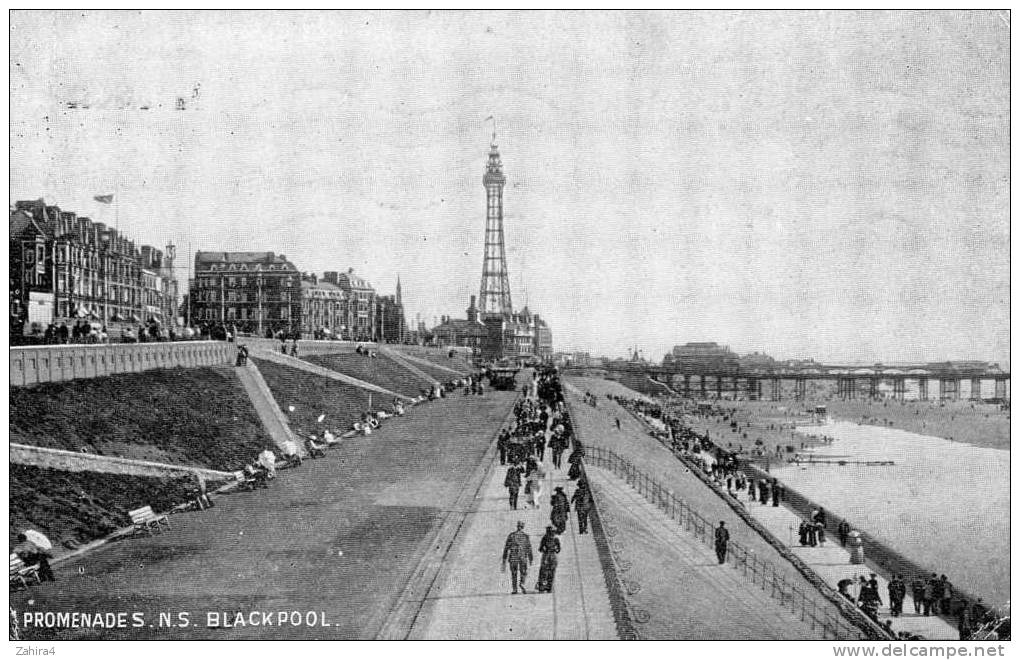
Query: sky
[[9, 11, 1010, 365]]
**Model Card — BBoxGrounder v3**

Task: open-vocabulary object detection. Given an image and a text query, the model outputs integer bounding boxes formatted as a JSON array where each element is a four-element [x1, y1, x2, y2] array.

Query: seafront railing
[[585, 444, 877, 641]]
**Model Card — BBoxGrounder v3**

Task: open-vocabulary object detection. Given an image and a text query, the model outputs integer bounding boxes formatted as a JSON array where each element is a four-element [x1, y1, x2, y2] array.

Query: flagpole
[[187, 239, 192, 329]]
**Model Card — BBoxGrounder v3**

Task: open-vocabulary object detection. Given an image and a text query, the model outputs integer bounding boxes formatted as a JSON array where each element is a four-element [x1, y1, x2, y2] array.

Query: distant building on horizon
[[664, 341, 740, 374]]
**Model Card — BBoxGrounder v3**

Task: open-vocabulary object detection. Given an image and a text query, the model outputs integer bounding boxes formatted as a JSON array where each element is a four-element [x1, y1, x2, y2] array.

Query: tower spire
[[478, 134, 513, 319]]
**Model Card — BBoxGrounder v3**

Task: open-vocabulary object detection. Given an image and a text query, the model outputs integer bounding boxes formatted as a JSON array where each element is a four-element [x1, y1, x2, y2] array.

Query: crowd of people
[[33, 319, 180, 344], [500, 368, 594, 595]]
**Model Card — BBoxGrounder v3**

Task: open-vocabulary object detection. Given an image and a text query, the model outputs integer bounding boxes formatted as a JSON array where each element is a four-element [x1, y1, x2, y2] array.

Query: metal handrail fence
[[586, 445, 871, 641]]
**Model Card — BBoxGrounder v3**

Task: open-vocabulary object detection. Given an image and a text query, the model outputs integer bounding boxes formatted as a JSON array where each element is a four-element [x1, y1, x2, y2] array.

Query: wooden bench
[[128, 506, 170, 536], [10, 554, 40, 590]]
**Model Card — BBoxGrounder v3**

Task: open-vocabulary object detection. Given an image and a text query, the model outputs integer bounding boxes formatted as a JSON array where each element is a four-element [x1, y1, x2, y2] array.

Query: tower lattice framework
[[478, 139, 513, 318]]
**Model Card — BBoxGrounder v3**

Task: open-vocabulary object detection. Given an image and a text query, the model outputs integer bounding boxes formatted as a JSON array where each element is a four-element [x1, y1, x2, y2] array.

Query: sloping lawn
[[305, 352, 433, 397], [254, 359, 375, 435], [398, 350, 473, 374], [9, 366, 271, 471], [10, 465, 201, 547], [399, 357, 462, 383]]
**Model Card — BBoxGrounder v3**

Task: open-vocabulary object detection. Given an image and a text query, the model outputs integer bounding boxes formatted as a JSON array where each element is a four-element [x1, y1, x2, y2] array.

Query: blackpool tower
[[478, 132, 514, 319]]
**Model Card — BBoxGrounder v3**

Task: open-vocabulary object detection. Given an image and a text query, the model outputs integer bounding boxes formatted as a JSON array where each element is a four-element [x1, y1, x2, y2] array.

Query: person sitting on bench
[[13, 533, 55, 583], [244, 464, 270, 489], [305, 436, 326, 458], [281, 440, 302, 467]]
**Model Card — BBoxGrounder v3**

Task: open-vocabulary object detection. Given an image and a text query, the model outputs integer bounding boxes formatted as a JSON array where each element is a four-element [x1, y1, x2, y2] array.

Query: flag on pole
[[94, 194, 114, 204]]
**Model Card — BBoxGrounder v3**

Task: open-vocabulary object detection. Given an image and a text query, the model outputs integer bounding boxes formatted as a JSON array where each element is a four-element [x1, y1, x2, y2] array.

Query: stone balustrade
[[9, 341, 234, 387]]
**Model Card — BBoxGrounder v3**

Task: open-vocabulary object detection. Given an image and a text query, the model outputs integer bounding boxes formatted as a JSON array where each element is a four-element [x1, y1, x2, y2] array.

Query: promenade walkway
[[587, 465, 825, 639], [569, 376, 961, 641], [405, 415, 617, 639], [738, 496, 960, 640]]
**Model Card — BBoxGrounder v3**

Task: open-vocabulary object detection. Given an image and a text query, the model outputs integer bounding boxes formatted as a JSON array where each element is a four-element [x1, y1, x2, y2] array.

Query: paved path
[[235, 362, 301, 454], [407, 427, 617, 639], [587, 465, 825, 639], [9, 443, 236, 481], [737, 495, 959, 640], [11, 391, 516, 641]]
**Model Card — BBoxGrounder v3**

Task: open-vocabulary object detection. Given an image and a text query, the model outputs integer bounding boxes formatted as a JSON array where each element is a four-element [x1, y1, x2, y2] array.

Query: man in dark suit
[[502, 521, 533, 595], [714, 521, 730, 564], [571, 480, 593, 534], [504, 465, 522, 510]]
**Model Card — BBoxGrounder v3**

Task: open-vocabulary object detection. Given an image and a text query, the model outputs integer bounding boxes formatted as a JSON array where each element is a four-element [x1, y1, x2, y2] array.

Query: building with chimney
[[10, 199, 177, 341], [190, 251, 301, 336], [431, 295, 489, 349], [327, 268, 376, 341], [300, 273, 346, 338]]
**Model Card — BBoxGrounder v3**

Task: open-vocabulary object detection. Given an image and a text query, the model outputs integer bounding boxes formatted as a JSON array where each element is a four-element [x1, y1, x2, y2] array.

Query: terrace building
[[300, 273, 346, 338], [190, 251, 301, 335], [9, 199, 177, 340], [326, 268, 376, 341]]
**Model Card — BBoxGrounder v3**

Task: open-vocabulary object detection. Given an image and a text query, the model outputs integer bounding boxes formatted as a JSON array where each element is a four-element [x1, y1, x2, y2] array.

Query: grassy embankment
[[10, 465, 210, 547], [305, 352, 434, 398], [252, 358, 373, 434], [10, 366, 273, 547], [10, 366, 273, 468]]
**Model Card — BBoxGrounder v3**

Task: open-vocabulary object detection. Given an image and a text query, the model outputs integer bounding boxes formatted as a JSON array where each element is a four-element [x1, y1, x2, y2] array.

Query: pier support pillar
[[893, 377, 906, 400], [918, 378, 928, 401], [994, 378, 1008, 401], [795, 378, 806, 399], [970, 378, 983, 401], [771, 378, 781, 401], [940, 378, 959, 400], [869, 377, 879, 399]]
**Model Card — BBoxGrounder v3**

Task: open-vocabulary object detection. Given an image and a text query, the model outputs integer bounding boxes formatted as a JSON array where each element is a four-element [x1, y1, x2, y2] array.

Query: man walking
[[571, 480, 593, 534], [838, 520, 851, 547], [714, 521, 730, 564], [911, 575, 926, 614], [888, 574, 906, 617], [939, 575, 953, 617], [550, 486, 570, 535], [504, 464, 522, 510], [502, 521, 533, 595], [535, 526, 561, 593], [497, 430, 509, 466]]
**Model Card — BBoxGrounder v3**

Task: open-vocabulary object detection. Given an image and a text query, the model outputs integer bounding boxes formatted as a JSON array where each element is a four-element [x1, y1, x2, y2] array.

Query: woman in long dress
[[528, 468, 544, 510]]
